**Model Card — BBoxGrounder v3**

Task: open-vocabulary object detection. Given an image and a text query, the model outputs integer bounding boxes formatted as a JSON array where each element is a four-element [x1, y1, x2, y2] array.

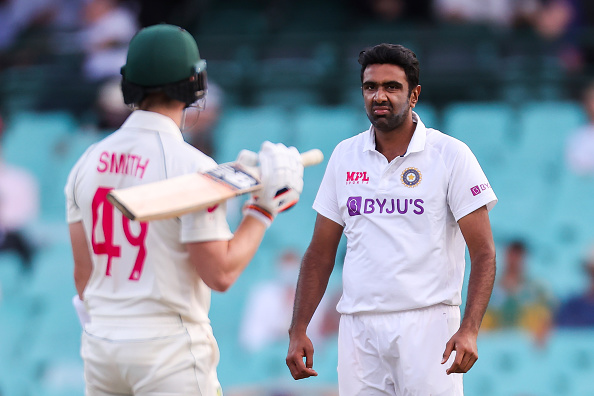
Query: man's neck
[[145, 106, 184, 128], [374, 115, 416, 162]]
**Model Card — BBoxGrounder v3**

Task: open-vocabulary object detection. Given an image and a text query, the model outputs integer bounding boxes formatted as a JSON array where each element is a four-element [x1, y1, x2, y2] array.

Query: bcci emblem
[[401, 167, 422, 188]]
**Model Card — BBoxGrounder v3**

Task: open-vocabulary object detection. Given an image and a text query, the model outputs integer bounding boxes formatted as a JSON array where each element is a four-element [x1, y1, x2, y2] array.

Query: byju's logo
[[347, 196, 424, 216], [347, 196, 362, 216], [470, 183, 491, 196], [346, 171, 370, 184]]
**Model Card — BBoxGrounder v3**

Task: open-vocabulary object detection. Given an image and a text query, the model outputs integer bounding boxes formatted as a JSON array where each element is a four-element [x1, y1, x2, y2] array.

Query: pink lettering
[[97, 151, 109, 173], [136, 158, 149, 179]]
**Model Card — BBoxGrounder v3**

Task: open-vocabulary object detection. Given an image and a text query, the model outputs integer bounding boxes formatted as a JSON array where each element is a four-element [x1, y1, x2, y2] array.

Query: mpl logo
[[470, 183, 491, 196], [346, 171, 370, 185]]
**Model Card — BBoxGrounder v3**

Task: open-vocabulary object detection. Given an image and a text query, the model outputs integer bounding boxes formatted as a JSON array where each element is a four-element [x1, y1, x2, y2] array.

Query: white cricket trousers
[[337, 304, 464, 396], [81, 315, 222, 396]]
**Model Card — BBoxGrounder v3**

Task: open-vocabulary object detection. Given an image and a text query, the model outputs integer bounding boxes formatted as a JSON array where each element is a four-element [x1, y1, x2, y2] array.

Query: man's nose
[[373, 87, 388, 102]]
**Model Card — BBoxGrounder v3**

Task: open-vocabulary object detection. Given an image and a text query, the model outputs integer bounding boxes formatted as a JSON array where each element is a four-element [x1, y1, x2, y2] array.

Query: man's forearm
[[289, 248, 335, 334], [460, 252, 496, 333]]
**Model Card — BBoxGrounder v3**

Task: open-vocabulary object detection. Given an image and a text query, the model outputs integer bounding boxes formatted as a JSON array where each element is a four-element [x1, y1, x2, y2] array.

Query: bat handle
[[300, 149, 324, 167]]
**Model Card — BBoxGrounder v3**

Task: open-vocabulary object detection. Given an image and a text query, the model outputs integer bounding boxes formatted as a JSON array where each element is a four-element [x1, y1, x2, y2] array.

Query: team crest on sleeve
[[401, 167, 422, 188]]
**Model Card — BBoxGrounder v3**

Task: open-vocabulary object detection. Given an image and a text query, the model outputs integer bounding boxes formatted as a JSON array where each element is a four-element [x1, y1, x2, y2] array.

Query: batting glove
[[243, 142, 304, 227]]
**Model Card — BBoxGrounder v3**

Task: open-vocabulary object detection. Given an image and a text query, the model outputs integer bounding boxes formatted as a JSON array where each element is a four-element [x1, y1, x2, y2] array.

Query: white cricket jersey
[[65, 110, 233, 323], [314, 112, 497, 314]]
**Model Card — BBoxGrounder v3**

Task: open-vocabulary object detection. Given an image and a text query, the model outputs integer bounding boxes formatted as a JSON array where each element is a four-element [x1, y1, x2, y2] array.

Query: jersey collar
[[364, 111, 427, 157], [120, 110, 184, 142]]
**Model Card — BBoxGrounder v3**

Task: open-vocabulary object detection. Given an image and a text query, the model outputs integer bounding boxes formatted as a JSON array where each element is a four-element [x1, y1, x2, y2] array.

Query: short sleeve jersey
[[65, 110, 233, 323], [314, 113, 497, 314]]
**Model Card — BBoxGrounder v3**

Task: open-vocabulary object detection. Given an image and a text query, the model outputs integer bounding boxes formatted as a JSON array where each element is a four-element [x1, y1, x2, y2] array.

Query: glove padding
[[243, 142, 304, 226]]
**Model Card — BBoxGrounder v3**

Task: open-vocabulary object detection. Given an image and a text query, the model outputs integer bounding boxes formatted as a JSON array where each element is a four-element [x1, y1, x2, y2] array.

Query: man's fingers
[[446, 344, 465, 375], [305, 346, 314, 369], [286, 357, 318, 379], [442, 339, 454, 364], [459, 349, 478, 373], [286, 345, 318, 380]]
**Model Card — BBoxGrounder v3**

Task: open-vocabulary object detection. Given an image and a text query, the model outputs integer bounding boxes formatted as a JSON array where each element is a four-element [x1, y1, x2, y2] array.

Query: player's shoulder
[[425, 127, 472, 160], [163, 139, 217, 175], [331, 129, 369, 159]]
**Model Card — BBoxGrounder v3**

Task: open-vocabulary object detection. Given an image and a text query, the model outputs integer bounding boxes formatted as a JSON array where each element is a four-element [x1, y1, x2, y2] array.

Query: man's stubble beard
[[367, 97, 411, 132]]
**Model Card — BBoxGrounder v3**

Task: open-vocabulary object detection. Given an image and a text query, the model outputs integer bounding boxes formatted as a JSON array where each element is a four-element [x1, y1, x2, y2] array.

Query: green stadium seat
[[0, 251, 24, 299], [516, 101, 586, 184], [1, 111, 80, 221], [213, 106, 292, 163], [256, 88, 323, 108], [442, 102, 514, 176], [470, 330, 546, 396]]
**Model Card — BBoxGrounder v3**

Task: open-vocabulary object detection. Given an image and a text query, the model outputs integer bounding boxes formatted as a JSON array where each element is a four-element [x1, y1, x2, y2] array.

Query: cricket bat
[[107, 149, 324, 222]]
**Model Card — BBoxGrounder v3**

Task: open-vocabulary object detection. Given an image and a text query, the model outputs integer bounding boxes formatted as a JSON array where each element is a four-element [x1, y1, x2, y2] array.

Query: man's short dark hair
[[358, 43, 420, 96]]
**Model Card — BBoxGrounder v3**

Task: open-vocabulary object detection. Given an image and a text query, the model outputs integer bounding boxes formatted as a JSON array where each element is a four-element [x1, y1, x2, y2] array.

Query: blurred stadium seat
[[213, 106, 292, 163], [442, 102, 514, 173], [1, 111, 81, 222], [516, 101, 586, 184]]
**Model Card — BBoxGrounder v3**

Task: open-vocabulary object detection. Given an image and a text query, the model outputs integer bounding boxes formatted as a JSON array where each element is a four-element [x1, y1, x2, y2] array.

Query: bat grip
[[300, 149, 324, 167]]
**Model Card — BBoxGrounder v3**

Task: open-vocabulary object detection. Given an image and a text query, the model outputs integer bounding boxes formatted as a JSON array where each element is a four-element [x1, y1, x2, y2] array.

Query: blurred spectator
[[531, 0, 594, 72], [0, 0, 69, 69], [239, 249, 340, 353], [482, 240, 556, 345], [134, 0, 202, 30], [565, 81, 594, 175], [182, 81, 223, 158], [80, 0, 138, 82], [351, 0, 432, 23], [0, 116, 39, 272], [555, 247, 594, 327], [532, 0, 574, 40], [433, 0, 540, 28]]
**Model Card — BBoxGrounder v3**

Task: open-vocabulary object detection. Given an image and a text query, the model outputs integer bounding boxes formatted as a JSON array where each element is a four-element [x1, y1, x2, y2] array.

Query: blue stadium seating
[[4, 103, 594, 396], [213, 106, 292, 163], [442, 102, 514, 174]]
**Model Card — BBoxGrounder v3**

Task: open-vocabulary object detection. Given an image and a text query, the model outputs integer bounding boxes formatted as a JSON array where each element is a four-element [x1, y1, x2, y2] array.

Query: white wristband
[[243, 204, 273, 228], [72, 295, 91, 328]]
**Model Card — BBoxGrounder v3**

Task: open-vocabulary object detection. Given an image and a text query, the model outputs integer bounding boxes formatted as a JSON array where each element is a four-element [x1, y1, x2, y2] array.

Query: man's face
[[362, 64, 415, 132]]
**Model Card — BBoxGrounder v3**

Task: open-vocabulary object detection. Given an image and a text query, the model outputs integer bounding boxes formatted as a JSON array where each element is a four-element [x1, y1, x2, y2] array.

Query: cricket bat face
[[107, 163, 261, 221], [107, 149, 323, 222]]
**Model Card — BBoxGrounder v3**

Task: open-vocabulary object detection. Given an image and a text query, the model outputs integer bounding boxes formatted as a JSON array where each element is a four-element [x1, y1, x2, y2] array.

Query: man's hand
[[286, 331, 318, 380], [441, 327, 479, 374]]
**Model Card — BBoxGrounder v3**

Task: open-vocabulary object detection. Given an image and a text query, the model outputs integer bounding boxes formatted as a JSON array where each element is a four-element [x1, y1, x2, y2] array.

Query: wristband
[[72, 295, 91, 328], [243, 204, 274, 228]]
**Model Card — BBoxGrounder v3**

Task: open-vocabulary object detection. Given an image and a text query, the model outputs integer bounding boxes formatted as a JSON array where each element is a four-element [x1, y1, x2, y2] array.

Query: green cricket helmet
[[121, 24, 207, 107]]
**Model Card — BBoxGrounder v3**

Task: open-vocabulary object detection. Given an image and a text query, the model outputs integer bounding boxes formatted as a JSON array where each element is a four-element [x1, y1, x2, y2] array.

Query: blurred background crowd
[[1, 0, 594, 395]]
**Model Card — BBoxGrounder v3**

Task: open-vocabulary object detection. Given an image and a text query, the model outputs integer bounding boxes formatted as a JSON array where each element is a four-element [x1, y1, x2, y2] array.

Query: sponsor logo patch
[[347, 196, 362, 216], [346, 171, 370, 185], [401, 167, 422, 188], [470, 183, 491, 196], [347, 196, 424, 216]]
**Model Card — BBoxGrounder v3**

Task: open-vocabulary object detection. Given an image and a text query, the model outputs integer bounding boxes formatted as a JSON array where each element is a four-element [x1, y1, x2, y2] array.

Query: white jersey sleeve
[[180, 202, 233, 243], [65, 145, 96, 224], [313, 146, 345, 227], [446, 141, 497, 221]]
